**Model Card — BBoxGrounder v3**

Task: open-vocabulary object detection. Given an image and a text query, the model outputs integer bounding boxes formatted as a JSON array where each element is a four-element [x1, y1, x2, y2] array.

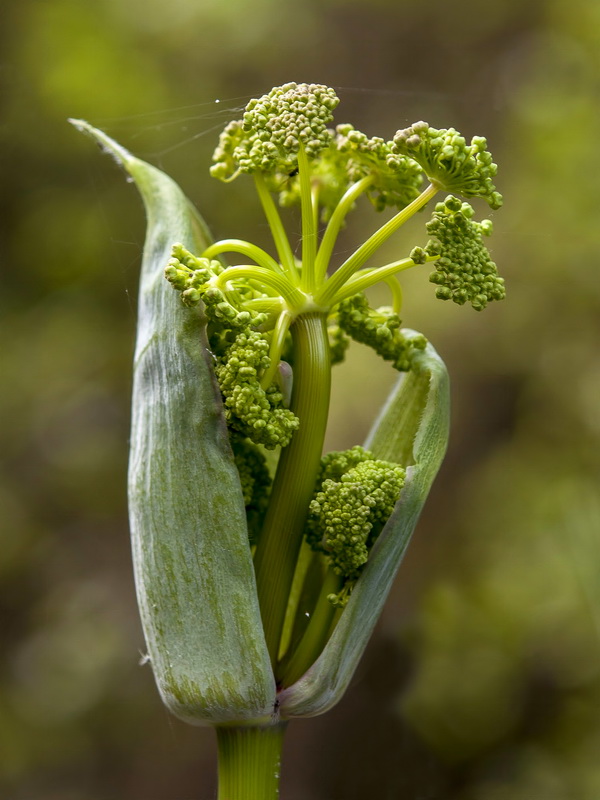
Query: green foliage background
[[1, 0, 599, 797]]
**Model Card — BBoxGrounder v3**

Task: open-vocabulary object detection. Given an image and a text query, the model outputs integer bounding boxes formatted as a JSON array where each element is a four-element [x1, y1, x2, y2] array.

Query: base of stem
[[216, 723, 287, 800]]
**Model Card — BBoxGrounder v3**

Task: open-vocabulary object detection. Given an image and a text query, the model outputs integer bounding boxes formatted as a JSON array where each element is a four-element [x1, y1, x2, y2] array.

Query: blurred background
[[1, 0, 599, 797]]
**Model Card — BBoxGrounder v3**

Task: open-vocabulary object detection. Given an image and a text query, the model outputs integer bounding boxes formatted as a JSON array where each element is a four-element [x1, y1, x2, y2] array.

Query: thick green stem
[[216, 724, 287, 800], [254, 313, 331, 667]]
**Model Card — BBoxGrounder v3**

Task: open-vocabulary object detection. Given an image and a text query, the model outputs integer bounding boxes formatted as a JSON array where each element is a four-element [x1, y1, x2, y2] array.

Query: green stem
[[314, 175, 374, 283], [277, 543, 319, 662], [260, 310, 293, 390], [254, 313, 331, 666], [298, 146, 317, 293], [244, 298, 284, 313], [277, 566, 341, 688], [254, 174, 299, 283], [203, 239, 284, 274], [334, 254, 439, 303], [384, 276, 404, 314], [315, 182, 438, 306], [311, 183, 320, 236], [216, 724, 287, 800], [214, 266, 305, 309]]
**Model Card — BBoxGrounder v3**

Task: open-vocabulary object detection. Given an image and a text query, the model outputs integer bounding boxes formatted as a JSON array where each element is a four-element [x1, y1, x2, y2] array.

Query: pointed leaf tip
[[69, 118, 134, 170]]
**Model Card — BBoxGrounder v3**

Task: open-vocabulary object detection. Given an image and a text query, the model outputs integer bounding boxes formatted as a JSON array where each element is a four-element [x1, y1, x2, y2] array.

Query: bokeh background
[[2, 0, 600, 797]]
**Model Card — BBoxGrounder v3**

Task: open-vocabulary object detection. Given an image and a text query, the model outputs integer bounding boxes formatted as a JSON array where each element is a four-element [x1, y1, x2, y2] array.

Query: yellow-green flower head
[[210, 120, 246, 183], [335, 124, 423, 212], [210, 82, 339, 180], [306, 446, 406, 606], [278, 123, 423, 221], [392, 121, 503, 210], [336, 293, 427, 371]]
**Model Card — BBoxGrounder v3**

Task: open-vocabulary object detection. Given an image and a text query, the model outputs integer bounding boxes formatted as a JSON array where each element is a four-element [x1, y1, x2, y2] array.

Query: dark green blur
[[1, 0, 599, 797]]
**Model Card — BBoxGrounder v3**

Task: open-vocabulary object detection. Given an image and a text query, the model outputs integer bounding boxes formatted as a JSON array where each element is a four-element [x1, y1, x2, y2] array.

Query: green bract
[[70, 120, 276, 725]]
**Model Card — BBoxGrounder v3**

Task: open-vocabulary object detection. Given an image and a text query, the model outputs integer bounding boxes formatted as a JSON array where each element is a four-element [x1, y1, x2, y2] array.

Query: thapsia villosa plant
[[72, 82, 504, 799]]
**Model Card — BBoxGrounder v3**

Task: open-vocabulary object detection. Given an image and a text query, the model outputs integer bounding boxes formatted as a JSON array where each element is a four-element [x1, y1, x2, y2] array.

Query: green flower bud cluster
[[216, 328, 299, 449], [306, 446, 405, 606], [336, 293, 427, 371], [306, 444, 373, 553], [278, 124, 423, 221], [165, 244, 225, 307], [209, 120, 246, 183], [425, 195, 505, 311], [166, 244, 299, 449], [230, 434, 272, 544], [392, 121, 503, 209], [335, 123, 423, 212], [315, 444, 373, 491], [408, 245, 428, 265], [166, 247, 256, 330], [211, 83, 339, 180]]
